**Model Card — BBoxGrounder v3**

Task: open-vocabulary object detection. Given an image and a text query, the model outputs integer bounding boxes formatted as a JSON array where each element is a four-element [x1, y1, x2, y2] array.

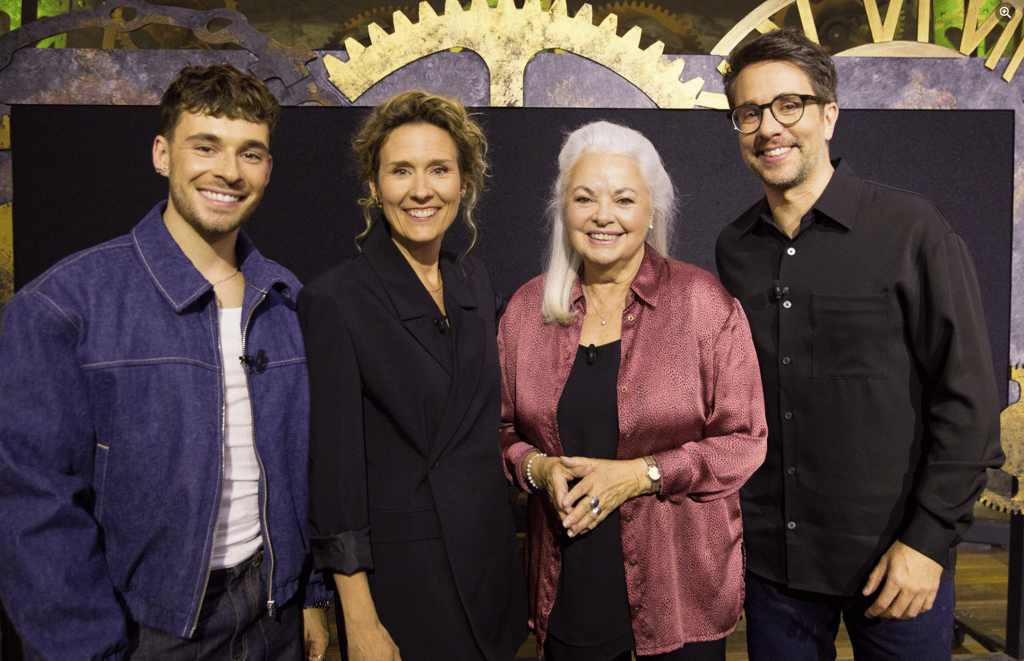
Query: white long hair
[[541, 121, 677, 325]]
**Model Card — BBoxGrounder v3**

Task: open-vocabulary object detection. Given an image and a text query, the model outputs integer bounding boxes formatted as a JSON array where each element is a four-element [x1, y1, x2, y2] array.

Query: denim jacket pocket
[[812, 293, 890, 378]]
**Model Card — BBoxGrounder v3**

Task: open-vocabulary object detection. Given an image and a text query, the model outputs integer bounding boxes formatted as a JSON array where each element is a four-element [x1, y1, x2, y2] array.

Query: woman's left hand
[[558, 456, 649, 537]]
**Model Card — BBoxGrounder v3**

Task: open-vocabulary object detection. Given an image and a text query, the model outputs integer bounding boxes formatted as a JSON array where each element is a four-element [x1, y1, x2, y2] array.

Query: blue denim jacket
[[0, 204, 327, 660]]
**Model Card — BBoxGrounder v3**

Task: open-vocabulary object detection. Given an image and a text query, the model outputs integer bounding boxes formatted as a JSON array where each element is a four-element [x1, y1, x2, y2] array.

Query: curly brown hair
[[160, 64, 280, 140], [351, 90, 488, 253]]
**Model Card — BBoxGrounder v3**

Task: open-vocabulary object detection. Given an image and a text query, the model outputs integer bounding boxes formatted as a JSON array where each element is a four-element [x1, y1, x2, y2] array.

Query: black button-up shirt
[[715, 159, 1003, 595]]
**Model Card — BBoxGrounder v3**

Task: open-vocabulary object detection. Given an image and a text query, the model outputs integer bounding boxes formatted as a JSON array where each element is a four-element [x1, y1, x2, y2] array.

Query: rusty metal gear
[[326, 6, 414, 50], [0, 0, 314, 86], [979, 365, 1024, 513], [593, 2, 701, 54]]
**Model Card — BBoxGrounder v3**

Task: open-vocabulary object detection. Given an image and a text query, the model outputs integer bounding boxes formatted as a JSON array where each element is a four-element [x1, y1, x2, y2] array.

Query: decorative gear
[[0, 0, 315, 86], [713, 0, 947, 70], [323, 0, 726, 108], [979, 365, 1024, 513], [593, 2, 702, 54], [326, 6, 413, 50]]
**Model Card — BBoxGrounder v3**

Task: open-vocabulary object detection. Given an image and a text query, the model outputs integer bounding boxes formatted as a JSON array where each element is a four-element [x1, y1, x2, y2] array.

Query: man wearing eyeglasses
[[715, 28, 1003, 660]]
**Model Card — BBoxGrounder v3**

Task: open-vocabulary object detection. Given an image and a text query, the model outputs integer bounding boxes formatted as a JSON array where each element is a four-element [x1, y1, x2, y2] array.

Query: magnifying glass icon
[[1000, 4, 1013, 18]]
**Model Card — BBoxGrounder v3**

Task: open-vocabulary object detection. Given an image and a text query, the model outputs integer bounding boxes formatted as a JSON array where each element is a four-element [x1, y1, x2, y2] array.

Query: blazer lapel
[[361, 221, 454, 377], [428, 259, 487, 465]]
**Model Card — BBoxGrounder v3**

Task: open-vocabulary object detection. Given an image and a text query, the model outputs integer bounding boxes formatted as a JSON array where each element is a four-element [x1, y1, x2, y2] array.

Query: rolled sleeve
[[297, 285, 374, 575]]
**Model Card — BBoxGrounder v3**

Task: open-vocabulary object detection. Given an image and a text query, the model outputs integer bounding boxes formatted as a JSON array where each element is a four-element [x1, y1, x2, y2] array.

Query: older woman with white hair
[[498, 121, 768, 661]]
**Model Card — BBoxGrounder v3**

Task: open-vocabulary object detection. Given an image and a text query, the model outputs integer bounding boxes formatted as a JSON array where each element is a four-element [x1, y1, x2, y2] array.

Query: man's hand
[[303, 607, 330, 660], [862, 540, 943, 619]]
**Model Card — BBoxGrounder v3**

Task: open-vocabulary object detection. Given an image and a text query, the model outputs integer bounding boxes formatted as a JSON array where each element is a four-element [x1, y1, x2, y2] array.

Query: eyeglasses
[[730, 94, 827, 134]]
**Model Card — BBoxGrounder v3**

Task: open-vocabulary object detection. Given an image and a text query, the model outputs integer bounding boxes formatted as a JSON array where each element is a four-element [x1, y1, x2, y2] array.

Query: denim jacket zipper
[[241, 292, 277, 616], [190, 298, 228, 636]]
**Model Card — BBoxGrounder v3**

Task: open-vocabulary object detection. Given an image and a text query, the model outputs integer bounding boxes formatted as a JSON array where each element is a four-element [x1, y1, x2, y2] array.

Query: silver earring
[[648, 224, 654, 230]]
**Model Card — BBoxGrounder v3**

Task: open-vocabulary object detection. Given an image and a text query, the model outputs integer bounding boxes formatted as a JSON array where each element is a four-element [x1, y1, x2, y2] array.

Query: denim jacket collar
[[131, 202, 296, 314]]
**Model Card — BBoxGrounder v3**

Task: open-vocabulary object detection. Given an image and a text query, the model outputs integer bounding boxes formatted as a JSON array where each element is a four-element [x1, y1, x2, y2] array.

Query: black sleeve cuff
[[311, 528, 373, 575]]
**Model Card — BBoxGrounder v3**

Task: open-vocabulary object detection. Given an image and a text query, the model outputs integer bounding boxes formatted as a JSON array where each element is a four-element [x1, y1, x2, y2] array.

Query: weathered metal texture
[[0, 149, 10, 203], [1, 102, 9, 312], [322, 0, 725, 109], [0, 48, 197, 105], [0, 47, 345, 107], [0, 0, 316, 87], [0, 202, 10, 313], [982, 366, 1024, 513]]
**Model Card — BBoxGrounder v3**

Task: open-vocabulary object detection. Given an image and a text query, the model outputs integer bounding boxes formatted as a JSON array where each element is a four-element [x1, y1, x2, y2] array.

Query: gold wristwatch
[[643, 455, 661, 493]]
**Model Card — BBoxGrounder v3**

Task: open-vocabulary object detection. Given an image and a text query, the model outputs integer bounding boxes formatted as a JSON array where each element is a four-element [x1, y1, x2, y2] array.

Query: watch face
[[648, 466, 661, 481]]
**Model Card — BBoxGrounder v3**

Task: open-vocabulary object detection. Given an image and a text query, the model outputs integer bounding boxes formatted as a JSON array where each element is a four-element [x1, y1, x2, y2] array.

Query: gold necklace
[[210, 268, 239, 287], [582, 283, 621, 326], [426, 270, 443, 293]]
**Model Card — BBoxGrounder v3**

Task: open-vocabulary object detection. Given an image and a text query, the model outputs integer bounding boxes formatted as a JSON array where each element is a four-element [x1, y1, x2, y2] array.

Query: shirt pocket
[[812, 293, 889, 378]]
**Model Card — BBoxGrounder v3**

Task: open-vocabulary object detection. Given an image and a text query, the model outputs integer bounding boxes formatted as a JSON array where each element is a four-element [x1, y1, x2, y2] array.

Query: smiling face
[[732, 60, 838, 195], [153, 111, 273, 242], [370, 122, 465, 261], [565, 152, 652, 279]]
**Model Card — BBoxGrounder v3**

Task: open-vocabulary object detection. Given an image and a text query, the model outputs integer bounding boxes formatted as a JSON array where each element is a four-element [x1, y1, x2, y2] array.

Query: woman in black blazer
[[297, 91, 526, 661]]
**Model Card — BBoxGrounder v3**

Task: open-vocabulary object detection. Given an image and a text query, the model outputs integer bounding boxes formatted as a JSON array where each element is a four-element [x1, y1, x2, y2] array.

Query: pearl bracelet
[[526, 452, 547, 491]]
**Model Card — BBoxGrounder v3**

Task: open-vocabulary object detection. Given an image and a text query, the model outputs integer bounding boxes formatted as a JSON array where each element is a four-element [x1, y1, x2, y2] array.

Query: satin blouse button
[[787, 247, 796, 256]]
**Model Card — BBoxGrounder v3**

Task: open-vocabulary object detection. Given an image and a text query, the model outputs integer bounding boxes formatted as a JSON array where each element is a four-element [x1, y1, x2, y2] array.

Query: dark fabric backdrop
[[11, 105, 1012, 404]]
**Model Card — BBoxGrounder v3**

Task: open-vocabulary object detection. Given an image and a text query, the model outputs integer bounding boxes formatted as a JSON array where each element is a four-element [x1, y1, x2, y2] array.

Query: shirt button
[[633, 605, 642, 613], [784, 411, 793, 420], [782, 301, 792, 309], [627, 315, 635, 322], [621, 386, 627, 393], [628, 559, 638, 566], [624, 352, 630, 359], [623, 516, 632, 523], [782, 356, 791, 365], [788, 467, 796, 475], [787, 521, 797, 530], [787, 247, 796, 256], [624, 434, 631, 441]]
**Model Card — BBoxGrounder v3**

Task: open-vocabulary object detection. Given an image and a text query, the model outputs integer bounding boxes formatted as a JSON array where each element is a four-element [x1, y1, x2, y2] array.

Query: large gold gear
[[323, 0, 726, 108], [980, 365, 1024, 513]]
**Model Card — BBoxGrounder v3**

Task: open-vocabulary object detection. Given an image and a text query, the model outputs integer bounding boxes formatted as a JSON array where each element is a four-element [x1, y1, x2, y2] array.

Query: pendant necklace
[[583, 283, 621, 326]]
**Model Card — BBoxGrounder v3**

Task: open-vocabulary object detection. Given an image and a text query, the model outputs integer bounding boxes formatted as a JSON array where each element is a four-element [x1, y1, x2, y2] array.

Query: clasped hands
[[529, 454, 651, 537]]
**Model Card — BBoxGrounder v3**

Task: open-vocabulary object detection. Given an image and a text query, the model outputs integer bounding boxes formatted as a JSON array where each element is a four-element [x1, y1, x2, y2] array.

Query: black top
[[547, 341, 633, 656], [297, 219, 527, 658], [715, 159, 1003, 595]]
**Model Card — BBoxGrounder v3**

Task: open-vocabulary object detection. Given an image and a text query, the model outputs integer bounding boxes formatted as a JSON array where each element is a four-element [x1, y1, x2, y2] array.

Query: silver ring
[[311, 655, 326, 661], [591, 505, 601, 516], [590, 496, 599, 509]]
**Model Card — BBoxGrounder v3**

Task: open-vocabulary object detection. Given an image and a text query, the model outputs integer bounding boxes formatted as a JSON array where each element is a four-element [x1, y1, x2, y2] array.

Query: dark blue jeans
[[126, 547, 304, 660], [744, 571, 955, 661]]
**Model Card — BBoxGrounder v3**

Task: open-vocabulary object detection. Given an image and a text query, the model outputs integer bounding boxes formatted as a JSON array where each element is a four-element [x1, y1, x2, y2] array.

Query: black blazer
[[297, 219, 525, 658]]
